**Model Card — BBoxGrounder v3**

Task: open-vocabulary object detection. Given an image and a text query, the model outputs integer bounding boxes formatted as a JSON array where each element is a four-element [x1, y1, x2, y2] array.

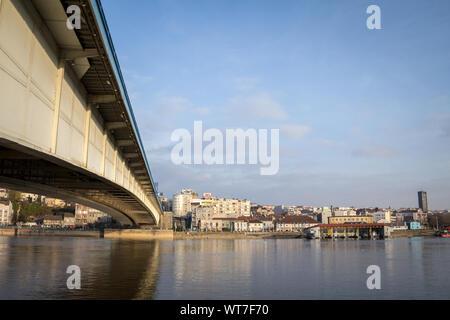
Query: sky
[[101, 0, 450, 209]]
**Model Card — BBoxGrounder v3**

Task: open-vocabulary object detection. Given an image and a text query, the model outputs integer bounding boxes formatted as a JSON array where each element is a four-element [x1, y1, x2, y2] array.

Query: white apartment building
[[75, 204, 111, 226], [0, 200, 13, 225], [21, 193, 41, 202], [63, 214, 76, 228], [319, 207, 332, 224], [0, 189, 8, 199], [372, 211, 391, 223], [334, 208, 357, 216], [44, 197, 66, 207], [173, 189, 198, 216], [213, 198, 251, 218]]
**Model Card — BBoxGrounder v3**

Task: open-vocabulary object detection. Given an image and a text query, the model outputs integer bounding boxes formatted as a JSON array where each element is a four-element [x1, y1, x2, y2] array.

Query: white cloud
[[281, 124, 311, 140], [229, 93, 288, 120], [193, 107, 211, 116], [124, 70, 153, 84], [352, 145, 398, 158]]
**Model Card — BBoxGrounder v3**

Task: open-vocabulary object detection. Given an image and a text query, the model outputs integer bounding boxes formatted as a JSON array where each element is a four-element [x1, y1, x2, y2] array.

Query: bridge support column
[[50, 59, 65, 153], [101, 129, 107, 176], [113, 147, 118, 182], [121, 161, 125, 185], [83, 104, 92, 168]]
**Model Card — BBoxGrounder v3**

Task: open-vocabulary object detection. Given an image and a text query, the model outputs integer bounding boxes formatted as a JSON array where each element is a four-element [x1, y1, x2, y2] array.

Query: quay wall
[[0, 228, 99, 237], [174, 232, 302, 240], [0, 228, 173, 240], [389, 229, 435, 238], [0, 228, 438, 240], [103, 229, 174, 240]]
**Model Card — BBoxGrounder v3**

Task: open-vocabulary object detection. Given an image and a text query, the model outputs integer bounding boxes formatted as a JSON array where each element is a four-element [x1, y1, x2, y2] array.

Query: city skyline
[[101, 0, 450, 210], [164, 188, 441, 211]]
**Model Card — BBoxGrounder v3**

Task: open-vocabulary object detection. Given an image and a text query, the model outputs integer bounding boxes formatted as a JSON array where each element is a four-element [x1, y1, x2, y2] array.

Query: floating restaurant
[[305, 223, 390, 240]]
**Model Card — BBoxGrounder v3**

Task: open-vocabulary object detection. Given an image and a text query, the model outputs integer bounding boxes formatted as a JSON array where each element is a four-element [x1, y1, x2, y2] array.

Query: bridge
[[0, 0, 163, 226]]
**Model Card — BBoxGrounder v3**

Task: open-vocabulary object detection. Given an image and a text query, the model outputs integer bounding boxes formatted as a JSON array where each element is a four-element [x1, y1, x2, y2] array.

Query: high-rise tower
[[418, 191, 428, 212]]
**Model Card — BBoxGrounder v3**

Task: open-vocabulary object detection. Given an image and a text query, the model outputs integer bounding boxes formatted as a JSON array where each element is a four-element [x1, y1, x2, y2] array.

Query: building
[[23, 221, 38, 228], [173, 215, 191, 231], [418, 191, 428, 212], [0, 189, 8, 199], [334, 208, 357, 216], [261, 217, 274, 231], [372, 211, 391, 223], [192, 206, 216, 230], [319, 207, 332, 224], [43, 215, 64, 228], [196, 218, 219, 231], [234, 219, 249, 232], [252, 205, 275, 216], [75, 204, 111, 227], [329, 215, 373, 224], [21, 193, 39, 202], [191, 194, 251, 228], [276, 216, 319, 232], [44, 197, 66, 207], [406, 221, 421, 230], [158, 193, 172, 212], [0, 200, 13, 225], [213, 197, 251, 218], [63, 213, 75, 228], [173, 189, 198, 216], [247, 220, 264, 232]]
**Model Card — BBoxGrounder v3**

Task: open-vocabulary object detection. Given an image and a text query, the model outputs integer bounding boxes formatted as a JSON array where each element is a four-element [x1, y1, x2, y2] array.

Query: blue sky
[[101, 0, 450, 209]]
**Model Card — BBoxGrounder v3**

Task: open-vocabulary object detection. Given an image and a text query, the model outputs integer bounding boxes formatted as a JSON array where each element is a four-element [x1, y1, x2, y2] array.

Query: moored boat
[[437, 227, 450, 238]]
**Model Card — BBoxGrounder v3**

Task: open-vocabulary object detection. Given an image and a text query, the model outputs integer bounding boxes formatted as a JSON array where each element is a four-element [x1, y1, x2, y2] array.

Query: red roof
[[277, 215, 318, 224], [306, 223, 389, 229]]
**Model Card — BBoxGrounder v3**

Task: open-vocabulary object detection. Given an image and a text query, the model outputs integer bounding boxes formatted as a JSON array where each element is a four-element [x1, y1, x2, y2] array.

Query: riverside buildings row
[[170, 189, 251, 217], [0, 187, 444, 232], [0, 189, 111, 228], [159, 189, 440, 233]]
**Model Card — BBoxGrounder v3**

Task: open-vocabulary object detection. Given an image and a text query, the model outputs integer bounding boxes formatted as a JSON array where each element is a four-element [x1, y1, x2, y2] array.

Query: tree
[[8, 190, 22, 225], [20, 201, 51, 222]]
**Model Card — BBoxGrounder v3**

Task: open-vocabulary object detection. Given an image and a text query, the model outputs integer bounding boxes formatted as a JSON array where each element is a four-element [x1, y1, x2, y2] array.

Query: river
[[0, 236, 449, 299]]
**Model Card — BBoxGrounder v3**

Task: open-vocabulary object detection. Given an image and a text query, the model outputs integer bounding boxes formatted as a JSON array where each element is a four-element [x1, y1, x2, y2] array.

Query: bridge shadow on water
[[0, 236, 160, 300]]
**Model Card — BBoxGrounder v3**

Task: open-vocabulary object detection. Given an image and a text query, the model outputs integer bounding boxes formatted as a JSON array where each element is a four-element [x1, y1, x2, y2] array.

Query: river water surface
[[0, 236, 449, 300]]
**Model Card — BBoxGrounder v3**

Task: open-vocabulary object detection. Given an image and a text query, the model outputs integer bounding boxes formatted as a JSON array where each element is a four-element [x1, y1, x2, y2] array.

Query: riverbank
[[173, 231, 303, 240], [389, 229, 436, 238], [0, 229, 301, 240], [0, 228, 439, 241], [104, 229, 173, 240], [0, 228, 99, 237], [0, 228, 173, 240]]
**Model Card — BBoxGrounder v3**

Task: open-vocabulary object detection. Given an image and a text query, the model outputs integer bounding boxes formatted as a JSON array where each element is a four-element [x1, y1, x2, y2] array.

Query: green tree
[[20, 201, 51, 222], [8, 190, 22, 225]]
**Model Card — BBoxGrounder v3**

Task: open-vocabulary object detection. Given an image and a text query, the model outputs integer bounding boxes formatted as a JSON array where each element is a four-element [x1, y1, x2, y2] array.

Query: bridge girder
[[0, 0, 163, 226]]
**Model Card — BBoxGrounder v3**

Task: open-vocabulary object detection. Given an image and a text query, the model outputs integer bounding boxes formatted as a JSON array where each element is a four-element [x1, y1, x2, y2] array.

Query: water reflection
[[0, 236, 160, 300], [1, 236, 450, 300], [156, 238, 450, 300]]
